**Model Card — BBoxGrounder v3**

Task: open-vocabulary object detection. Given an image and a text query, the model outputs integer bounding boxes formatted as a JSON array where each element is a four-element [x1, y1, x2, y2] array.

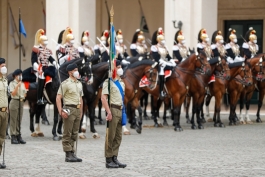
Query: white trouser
[[159, 59, 176, 75]]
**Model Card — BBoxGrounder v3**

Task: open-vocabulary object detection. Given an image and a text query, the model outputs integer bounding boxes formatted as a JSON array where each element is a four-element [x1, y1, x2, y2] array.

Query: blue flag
[[19, 19, 26, 37]]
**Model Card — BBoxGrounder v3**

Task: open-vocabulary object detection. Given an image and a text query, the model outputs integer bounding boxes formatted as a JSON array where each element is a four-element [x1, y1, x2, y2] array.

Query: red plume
[[86, 31, 89, 36], [202, 29, 206, 34], [179, 31, 182, 35], [104, 31, 109, 38], [41, 30, 45, 35]]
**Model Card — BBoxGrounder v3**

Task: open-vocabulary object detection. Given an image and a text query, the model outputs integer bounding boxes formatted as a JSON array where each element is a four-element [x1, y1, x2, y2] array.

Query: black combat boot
[[106, 157, 119, 168], [159, 75, 165, 99], [65, 151, 78, 162], [37, 78, 45, 105], [17, 134, 26, 144], [71, 151, 82, 162], [113, 156, 127, 168], [11, 135, 19, 144]]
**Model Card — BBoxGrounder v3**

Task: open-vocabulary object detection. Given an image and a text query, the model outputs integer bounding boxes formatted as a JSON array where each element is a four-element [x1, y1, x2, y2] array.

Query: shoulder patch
[[151, 45, 158, 52], [78, 46, 84, 52], [93, 45, 99, 50], [172, 45, 179, 51], [225, 43, 231, 49], [211, 44, 217, 50], [197, 43, 203, 49], [242, 42, 249, 49], [130, 44, 136, 49], [32, 47, 39, 53]]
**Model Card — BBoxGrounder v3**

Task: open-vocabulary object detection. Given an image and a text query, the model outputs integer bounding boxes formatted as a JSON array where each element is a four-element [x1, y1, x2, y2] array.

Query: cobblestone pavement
[[1, 108, 265, 177]]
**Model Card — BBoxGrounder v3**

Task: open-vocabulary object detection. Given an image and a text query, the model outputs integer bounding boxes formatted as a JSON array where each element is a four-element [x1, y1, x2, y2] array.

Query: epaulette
[[32, 46, 40, 53]]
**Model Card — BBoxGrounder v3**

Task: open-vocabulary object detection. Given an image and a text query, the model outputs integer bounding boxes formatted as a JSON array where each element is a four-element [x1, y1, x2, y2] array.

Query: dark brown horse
[[185, 56, 231, 129], [239, 55, 265, 124]]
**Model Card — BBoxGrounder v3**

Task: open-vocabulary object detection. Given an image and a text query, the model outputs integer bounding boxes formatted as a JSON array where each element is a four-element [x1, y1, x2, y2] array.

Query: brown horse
[[123, 60, 158, 133], [239, 55, 265, 124], [185, 56, 231, 129], [141, 52, 211, 131]]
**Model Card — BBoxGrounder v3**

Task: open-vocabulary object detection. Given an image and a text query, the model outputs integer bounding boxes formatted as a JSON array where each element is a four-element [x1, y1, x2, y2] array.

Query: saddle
[[139, 70, 172, 88]]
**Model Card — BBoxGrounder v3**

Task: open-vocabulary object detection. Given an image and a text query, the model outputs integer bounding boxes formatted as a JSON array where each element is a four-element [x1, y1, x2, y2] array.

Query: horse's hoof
[[185, 115, 189, 119], [240, 120, 246, 125], [53, 136, 61, 141], [123, 131, 131, 135], [79, 135, 86, 139], [214, 123, 218, 127], [198, 125, 204, 129], [207, 118, 213, 122], [219, 123, 225, 128], [92, 133, 100, 139], [256, 118, 262, 123], [245, 121, 253, 124], [136, 127, 142, 134], [163, 121, 169, 126], [37, 132, 44, 137], [201, 118, 206, 124], [99, 120, 105, 125], [191, 125, 197, 130], [94, 121, 98, 125], [186, 118, 191, 124], [130, 124, 136, 129], [31, 132, 38, 137], [158, 123, 163, 127], [144, 115, 149, 120], [229, 121, 233, 126], [174, 126, 183, 131], [81, 128, 86, 133], [5, 134, 10, 139]]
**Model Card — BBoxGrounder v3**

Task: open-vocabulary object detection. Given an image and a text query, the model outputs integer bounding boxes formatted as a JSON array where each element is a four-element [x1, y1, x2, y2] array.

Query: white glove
[[59, 57, 66, 65], [33, 62, 39, 71], [53, 61, 60, 69], [122, 60, 130, 65], [126, 56, 130, 59], [169, 59, 177, 67], [159, 59, 166, 68]]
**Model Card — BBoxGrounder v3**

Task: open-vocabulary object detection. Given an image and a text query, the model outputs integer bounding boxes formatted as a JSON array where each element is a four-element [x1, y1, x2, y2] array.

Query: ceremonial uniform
[[56, 63, 83, 162], [151, 27, 175, 98], [57, 27, 80, 65], [173, 30, 189, 62], [0, 58, 8, 169], [225, 28, 245, 63], [101, 62, 127, 168], [211, 30, 226, 58], [32, 29, 58, 105], [242, 27, 259, 59], [116, 29, 129, 60], [130, 29, 148, 57], [9, 69, 27, 144], [94, 30, 109, 62]]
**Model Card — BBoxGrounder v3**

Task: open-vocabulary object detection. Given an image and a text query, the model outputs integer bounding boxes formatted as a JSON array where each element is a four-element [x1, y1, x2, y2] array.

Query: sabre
[[96, 37, 109, 52]]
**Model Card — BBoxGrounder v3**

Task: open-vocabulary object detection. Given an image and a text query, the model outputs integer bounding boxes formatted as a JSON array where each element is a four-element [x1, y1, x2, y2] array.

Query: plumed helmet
[[132, 29, 145, 43], [34, 29, 47, 46], [175, 30, 184, 44], [81, 30, 89, 45], [198, 28, 208, 42], [211, 30, 223, 44], [245, 27, 257, 42], [227, 28, 237, 43], [116, 29, 123, 40], [62, 27, 74, 44]]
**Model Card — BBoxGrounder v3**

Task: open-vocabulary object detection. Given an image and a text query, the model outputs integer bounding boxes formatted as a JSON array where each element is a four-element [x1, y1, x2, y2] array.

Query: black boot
[[17, 134, 26, 144], [37, 79, 45, 105], [11, 135, 19, 144], [159, 75, 165, 99], [0, 163, 6, 169], [71, 151, 82, 162], [113, 156, 127, 168], [106, 157, 119, 168], [65, 151, 78, 162]]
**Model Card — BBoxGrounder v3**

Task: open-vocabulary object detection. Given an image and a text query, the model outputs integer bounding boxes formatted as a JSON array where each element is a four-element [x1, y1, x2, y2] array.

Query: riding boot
[[11, 135, 19, 144], [113, 156, 127, 168], [0, 163, 6, 169], [71, 151, 82, 162], [37, 78, 45, 105], [159, 75, 165, 99], [17, 134, 26, 144], [65, 151, 78, 162], [106, 157, 119, 168]]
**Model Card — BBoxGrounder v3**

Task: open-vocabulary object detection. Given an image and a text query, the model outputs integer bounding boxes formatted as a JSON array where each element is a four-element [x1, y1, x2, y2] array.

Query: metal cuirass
[[157, 46, 167, 60], [204, 44, 212, 58], [179, 45, 188, 58], [136, 45, 145, 54], [217, 45, 226, 57], [83, 46, 93, 57], [249, 43, 258, 56]]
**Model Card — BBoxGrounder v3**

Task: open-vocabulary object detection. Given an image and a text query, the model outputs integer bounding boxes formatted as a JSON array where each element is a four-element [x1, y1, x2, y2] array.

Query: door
[[224, 20, 263, 104]]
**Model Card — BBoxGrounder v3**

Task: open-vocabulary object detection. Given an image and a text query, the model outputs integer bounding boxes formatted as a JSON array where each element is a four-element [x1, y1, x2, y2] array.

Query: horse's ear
[[82, 59, 85, 64], [152, 62, 158, 68]]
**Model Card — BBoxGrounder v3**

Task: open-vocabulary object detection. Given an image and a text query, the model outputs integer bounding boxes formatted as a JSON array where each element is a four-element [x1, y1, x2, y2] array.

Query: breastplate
[[178, 45, 188, 58], [38, 48, 51, 66], [157, 46, 167, 59], [136, 45, 145, 54], [83, 46, 93, 57], [217, 45, 226, 57], [231, 43, 240, 56], [249, 43, 258, 56], [119, 46, 125, 58], [204, 44, 212, 58]]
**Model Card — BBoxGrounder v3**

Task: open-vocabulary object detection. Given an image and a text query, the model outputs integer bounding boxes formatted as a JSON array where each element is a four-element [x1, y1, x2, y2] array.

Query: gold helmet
[[62, 27, 74, 44], [116, 29, 123, 40], [245, 27, 257, 42], [34, 29, 48, 46], [156, 27, 164, 43], [211, 30, 223, 44], [175, 30, 184, 44], [101, 30, 109, 42], [137, 30, 145, 43], [228, 28, 237, 42], [81, 30, 89, 44], [198, 28, 208, 42]]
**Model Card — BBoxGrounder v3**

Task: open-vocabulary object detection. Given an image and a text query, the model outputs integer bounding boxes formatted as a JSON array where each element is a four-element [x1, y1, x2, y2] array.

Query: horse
[[123, 60, 158, 134], [239, 55, 265, 124], [185, 56, 231, 129], [137, 52, 211, 131]]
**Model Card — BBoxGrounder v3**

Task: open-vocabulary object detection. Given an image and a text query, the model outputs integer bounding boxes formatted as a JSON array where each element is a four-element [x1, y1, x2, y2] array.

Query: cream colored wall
[[0, 0, 45, 73], [96, 0, 164, 53], [218, 0, 265, 52]]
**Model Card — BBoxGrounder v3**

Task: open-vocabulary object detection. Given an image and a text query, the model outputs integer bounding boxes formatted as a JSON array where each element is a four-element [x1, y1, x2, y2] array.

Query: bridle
[[215, 58, 230, 80]]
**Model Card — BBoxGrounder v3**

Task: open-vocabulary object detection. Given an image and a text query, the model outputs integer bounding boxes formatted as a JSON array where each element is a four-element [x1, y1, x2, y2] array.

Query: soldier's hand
[[106, 112, 112, 121], [17, 81, 22, 87], [61, 111, 68, 119]]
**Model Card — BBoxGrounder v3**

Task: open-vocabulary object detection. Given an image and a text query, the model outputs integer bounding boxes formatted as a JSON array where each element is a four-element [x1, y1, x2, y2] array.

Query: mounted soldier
[[172, 30, 189, 63], [130, 29, 148, 57], [242, 27, 259, 60], [94, 30, 109, 62], [151, 27, 176, 98], [57, 27, 80, 65], [211, 30, 226, 58], [225, 28, 245, 63], [116, 29, 130, 60], [31, 29, 58, 105]]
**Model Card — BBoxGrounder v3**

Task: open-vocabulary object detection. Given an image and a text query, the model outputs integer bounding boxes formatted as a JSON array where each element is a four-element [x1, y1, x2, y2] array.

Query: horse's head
[[144, 62, 158, 90], [196, 51, 211, 76], [250, 56, 265, 82], [215, 57, 230, 80], [239, 61, 253, 86], [79, 59, 93, 85]]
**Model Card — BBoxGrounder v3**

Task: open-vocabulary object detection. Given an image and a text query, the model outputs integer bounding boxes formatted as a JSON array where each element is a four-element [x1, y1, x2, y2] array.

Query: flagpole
[[18, 7, 21, 135]]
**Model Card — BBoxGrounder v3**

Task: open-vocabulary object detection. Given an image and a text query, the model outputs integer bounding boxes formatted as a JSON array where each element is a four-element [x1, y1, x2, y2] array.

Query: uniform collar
[[69, 77, 78, 83]]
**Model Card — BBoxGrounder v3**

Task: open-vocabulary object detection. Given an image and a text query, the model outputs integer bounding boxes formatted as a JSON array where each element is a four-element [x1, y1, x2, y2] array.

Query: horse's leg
[[200, 98, 206, 123], [33, 105, 44, 137], [190, 99, 197, 130], [256, 88, 264, 123], [133, 100, 142, 134], [98, 99, 104, 125], [174, 105, 183, 132], [143, 92, 149, 120], [153, 98, 163, 127], [52, 107, 61, 141], [205, 94, 212, 120], [41, 104, 50, 125], [239, 92, 245, 124], [185, 96, 191, 124], [162, 101, 169, 126], [244, 91, 254, 124], [29, 102, 35, 133], [150, 96, 155, 119], [78, 109, 86, 139], [88, 104, 99, 138], [197, 96, 205, 129]]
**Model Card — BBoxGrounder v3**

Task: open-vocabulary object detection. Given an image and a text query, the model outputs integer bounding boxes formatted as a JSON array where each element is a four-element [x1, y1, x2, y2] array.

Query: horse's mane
[[60, 58, 83, 70], [128, 60, 155, 69], [91, 62, 108, 70], [178, 53, 196, 67]]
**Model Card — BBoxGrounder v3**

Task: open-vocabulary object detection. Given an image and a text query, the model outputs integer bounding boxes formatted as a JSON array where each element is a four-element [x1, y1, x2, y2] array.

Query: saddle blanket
[[139, 70, 172, 88], [23, 76, 52, 91]]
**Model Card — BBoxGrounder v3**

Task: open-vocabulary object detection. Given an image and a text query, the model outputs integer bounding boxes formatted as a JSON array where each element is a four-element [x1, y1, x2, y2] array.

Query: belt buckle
[[1, 107, 6, 112], [77, 104, 80, 109], [20, 98, 23, 101]]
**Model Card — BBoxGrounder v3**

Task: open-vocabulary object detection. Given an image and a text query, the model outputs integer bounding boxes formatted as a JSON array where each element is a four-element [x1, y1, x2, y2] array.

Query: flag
[[110, 24, 116, 79], [140, 16, 149, 33], [19, 19, 27, 37], [8, 5, 19, 49]]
